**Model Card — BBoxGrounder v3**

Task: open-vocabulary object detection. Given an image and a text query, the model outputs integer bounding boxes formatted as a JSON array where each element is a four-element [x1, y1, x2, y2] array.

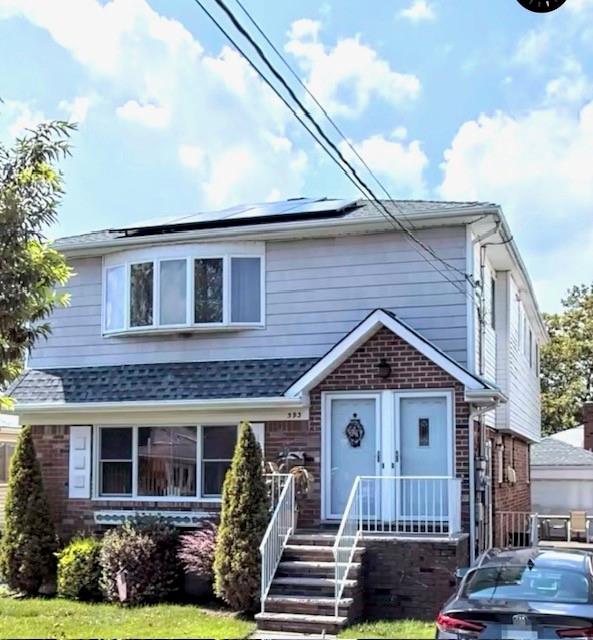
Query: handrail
[[332, 476, 361, 617], [259, 474, 295, 612], [332, 475, 461, 617]]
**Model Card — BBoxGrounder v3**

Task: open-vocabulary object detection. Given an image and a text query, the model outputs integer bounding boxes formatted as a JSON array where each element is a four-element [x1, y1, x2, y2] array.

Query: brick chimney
[[583, 402, 593, 452]]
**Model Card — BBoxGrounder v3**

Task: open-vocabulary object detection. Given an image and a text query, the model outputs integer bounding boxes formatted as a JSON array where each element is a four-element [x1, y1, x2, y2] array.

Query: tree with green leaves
[[541, 284, 593, 435], [0, 425, 57, 594], [213, 422, 268, 612], [0, 119, 74, 407]]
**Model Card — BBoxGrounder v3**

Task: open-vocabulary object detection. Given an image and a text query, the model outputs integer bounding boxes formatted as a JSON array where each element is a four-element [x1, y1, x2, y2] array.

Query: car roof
[[476, 547, 592, 573]]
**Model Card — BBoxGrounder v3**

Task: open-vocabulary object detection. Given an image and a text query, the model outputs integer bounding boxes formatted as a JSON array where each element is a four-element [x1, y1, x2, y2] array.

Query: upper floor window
[[103, 250, 264, 334]]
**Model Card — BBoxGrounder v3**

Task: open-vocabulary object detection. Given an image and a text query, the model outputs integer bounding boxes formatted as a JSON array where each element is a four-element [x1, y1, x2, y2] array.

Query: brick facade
[[488, 430, 531, 515]]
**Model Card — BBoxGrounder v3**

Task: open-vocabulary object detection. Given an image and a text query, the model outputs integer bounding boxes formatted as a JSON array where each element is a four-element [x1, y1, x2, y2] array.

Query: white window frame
[[92, 424, 241, 502], [102, 244, 265, 336]]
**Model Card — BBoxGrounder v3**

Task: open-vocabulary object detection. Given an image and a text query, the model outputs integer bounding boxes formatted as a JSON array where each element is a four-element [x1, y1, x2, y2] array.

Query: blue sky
[[1, 0, 593, 312]]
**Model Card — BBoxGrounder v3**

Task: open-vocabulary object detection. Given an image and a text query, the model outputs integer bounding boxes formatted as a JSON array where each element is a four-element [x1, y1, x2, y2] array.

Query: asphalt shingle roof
[[531, 436, 593, 467], [8, 358, 318, 404], [52, 199, 495, 250]]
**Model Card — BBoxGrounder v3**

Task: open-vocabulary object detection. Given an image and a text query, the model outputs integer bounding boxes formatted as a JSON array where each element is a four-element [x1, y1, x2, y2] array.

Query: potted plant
[[264, 448, 314, 527]]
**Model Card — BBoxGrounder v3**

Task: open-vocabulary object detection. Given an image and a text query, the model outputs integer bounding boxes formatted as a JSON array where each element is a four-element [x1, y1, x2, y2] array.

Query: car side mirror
[[455, 567, 470, 581]]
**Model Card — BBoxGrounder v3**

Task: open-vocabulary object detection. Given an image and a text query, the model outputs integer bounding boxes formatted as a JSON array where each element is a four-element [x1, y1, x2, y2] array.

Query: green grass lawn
[[340, 619, 435, 639], [0, 595, 255, 639]]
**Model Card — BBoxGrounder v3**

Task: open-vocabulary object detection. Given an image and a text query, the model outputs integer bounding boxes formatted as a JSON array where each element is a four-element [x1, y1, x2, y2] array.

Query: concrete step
[[282, 544, 365, 562], [264, 595, 353, 617], [255, 612, 347, 635], [269, 576, 358, 598], [288, 533, 337, 546], [277, 560, 361, 579]]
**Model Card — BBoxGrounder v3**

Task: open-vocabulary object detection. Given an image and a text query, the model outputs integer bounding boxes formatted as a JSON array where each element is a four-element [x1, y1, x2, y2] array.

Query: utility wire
[[233, 0, 418, 231], [190, 0, 474, 302], [211, 0, 473, 286]]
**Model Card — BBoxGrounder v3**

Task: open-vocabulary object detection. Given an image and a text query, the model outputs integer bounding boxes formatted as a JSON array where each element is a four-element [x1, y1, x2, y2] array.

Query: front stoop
[[255, 531, 364, 635]]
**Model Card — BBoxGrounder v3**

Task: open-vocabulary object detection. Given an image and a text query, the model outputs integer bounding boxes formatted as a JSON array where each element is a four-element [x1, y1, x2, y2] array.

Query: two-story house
[[8, 198, 545, 631]]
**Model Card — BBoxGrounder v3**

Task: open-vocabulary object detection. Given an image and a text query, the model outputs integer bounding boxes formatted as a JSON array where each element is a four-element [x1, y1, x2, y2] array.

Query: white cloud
[[116, 100, 171, 128], [59, 96, 93, 123], [285, 20, 420, 118], [0, 99, 45, 138], [2, 0, 309, 207], [340, 131, 428, 197], [178, 145, 205, 171], [514, 28, 551, 66], [545, 59, 591, 104], [398, 0, 436, 22], [440, 101, 593, 311]]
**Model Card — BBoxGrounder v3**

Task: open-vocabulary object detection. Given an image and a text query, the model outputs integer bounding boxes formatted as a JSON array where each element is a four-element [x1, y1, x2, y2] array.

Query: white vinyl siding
[[507, 276, 541, 440], [28, 227, 469, 368]]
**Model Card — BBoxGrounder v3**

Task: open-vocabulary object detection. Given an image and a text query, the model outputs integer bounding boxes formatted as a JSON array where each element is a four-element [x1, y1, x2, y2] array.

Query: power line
[[190, 0, 474, 302], [212, 0, 475, 287]]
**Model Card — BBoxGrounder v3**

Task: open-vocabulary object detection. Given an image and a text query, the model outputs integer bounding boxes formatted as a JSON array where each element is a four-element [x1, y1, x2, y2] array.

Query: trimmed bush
[[214, 422, 268, 612], [57, 536, 102, 601], [100, 519, 180, 606], [177, 521, 217, 579], [0, 425, 57, 594]]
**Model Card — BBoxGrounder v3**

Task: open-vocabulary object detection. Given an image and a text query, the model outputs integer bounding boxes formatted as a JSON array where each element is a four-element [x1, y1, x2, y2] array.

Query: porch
[[497, 511, 593, 548], [257, 474, 465, 634]]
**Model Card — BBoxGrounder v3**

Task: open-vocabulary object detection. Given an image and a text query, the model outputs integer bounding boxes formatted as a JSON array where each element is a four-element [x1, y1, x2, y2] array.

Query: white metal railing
[[497, 511, 538, 548], [333, 475, 462, 616], [333, 476, 362, 616], [259, 474, 295, 612], [264, 473, 290, 512]]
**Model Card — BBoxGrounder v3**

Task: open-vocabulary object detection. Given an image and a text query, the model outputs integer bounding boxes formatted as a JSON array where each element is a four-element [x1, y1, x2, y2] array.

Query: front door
[[324, 391, 452, 521], [325, 394, 380, 519], [396, 394, 450, 522]]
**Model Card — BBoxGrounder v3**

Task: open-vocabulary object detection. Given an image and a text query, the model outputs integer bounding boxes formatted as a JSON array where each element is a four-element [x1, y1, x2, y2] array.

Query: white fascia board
[[13, 396, 304, 416], [285, 309, 488, 398]]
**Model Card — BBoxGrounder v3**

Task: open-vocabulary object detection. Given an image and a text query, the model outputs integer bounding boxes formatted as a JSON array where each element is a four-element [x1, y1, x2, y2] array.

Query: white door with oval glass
[[323, 391, 453, 521]]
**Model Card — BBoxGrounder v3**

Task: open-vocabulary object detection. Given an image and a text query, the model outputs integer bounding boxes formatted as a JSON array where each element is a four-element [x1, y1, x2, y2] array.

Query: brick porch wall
[[362, 535, 469, 620], [30, 425, 221, 540]]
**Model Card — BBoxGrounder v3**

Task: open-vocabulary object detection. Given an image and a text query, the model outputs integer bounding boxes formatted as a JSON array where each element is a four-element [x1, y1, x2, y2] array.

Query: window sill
[[94, 509, 219, 527], [102, 323, 264, 338]]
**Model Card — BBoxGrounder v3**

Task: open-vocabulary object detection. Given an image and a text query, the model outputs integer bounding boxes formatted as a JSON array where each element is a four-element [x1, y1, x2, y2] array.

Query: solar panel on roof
[[109, 197, 358, 235]]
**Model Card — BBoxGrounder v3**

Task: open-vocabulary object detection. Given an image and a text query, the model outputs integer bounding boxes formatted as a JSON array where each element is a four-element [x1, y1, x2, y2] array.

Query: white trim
[[93, 422, 244, 502], [101, 246, 265, 336], [14, 396, 302, 414], [286, 309, 489, 398]]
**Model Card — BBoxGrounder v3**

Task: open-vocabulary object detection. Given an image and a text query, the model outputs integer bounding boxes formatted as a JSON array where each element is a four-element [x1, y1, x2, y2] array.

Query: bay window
[[103, 251, 263, 334], [96, 425, 238, 499]]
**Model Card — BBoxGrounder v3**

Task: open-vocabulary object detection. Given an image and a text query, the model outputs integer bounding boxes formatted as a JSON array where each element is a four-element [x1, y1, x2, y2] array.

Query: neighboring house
[[8, 198, 545, 628], [531, 403, 593, 514], [0, 414, 19, 527], [531, 437, 593, 514]]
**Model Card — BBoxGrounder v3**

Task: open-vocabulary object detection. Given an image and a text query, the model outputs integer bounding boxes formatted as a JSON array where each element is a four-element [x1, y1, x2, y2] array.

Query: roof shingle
[[9, 358, 318, 404], [531, 437, 593, 467]]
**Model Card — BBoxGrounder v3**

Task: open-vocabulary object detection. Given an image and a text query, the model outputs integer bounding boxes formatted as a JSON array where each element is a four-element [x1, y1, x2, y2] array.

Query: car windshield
[[463, 566, 591, 604]]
